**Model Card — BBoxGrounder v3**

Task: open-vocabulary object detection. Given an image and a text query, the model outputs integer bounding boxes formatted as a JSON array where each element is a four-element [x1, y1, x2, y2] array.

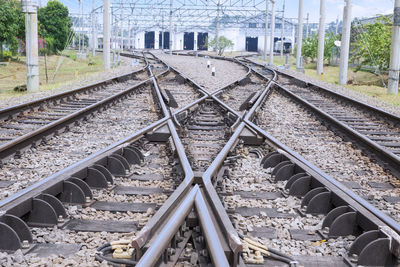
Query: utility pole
[[103, 0, 110, 69], [263, 0, 269, 61], [22, 0, 39, 91], [305, 13, 309, 39], [388, 0, 400, 95], [269, 0, 275, 65], [91, 0, 96, 56], [296, 0, 304, 71], [338, 0, 352, 85], [215, 1, 220, 55], [280, 0, 285, 58], [169, 0, 173, 54], [317, 0, 326, 75]]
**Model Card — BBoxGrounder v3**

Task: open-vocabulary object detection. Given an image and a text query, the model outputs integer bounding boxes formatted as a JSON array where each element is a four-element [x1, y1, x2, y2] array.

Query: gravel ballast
[[264, 61, 400, 117], [0, 141, 179, 266], [0, 83, 159, 201], [155, 52, 248, 92], [256, 90, 400, 222], [223, 146, 353, 260]]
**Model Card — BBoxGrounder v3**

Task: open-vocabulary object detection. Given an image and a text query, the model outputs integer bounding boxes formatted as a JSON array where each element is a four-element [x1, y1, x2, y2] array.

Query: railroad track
[[0, 54, 172, 202], [272, 65, 400, 178], [0, 54, 149, 163], [0, 51, 399, 267]]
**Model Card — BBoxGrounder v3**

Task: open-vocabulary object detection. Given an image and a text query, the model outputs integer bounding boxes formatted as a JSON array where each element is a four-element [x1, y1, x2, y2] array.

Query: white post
[[296, 0, 304, 71], [22, 0, 39, 91], [388, 0, 400, 95], [103, 0, 110, 69], [215, 1, 220, 55], [317, 0, 326, 75], [280, 0, 285, 58], [194, 31, 198, 51], [269, 0, 275, 65], [169, 0, 173, 54], [338, 0, 352, 85], [263, 0, 269, 60]]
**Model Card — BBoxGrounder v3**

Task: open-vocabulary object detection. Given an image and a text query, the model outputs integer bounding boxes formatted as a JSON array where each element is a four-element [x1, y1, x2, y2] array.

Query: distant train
[[274, 40, 292, 53]]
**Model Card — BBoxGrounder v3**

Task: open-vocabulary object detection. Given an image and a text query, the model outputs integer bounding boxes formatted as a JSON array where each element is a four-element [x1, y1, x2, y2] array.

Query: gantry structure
[[72, 0, 268, 34]]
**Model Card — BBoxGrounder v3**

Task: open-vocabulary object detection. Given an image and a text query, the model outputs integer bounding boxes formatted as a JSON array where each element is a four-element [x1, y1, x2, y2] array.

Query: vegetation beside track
[[256, 55, 400, 107], [0, 50, 104, 99]]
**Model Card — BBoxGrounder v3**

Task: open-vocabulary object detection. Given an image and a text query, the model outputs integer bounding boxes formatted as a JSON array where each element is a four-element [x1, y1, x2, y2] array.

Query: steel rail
[[132, 54, 233, 264], [131, 54, 198, 262], [194, 189, 230, 267], [274, 68, 400, 123], [234, 56, 400, 234], [0, 115, 169, 215], [233, 58, 400, 235], [0, 57, 152, 162], [0, 78, 154, 162], [135, 185, 199, 267], [153, 52, 268, 122], [0, 57, 148, 121], [173, 52, 400, 264], [272, 81, 400, 176], [245, 119, 400, 235]]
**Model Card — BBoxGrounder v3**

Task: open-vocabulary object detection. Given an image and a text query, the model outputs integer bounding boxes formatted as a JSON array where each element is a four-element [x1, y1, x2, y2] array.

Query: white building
[[74, 12, 296, 53]]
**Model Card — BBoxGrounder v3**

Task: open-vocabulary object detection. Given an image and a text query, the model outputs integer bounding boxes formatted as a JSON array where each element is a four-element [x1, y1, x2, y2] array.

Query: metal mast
[[280, 0, 285, 58], [338, 0, 352, 85], [103, 0, 111, 69], [269, 0, 275, 65], [317, 0, 326, 75], [215, 1, 220, 55], [296, 0, 304, 71], [22, 0, 39, 91], [388, 0, 400, 94]]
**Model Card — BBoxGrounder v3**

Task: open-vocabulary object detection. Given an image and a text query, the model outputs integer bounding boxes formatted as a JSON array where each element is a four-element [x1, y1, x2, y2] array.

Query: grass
[[255, 55, 400, 107], [0, 50, 105, 99]]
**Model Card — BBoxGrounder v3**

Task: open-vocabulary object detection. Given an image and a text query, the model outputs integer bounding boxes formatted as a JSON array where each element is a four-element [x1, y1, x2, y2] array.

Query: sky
[[281, 0, 395, 23], [42, 0, 396, 24]]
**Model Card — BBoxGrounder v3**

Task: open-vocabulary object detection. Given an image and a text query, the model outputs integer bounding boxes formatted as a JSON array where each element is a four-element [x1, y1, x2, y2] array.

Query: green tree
[[38, 0, 72, 53], [302, 34, 318, 62], [0, 0, 24, 59], [324, 32, 340, 62], [301, 32, 340, 63], [351, 16, 392, 71], [206, 36, 234, 56]]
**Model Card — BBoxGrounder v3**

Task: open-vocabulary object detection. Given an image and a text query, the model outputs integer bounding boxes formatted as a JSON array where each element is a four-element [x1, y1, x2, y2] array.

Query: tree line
[[301, 15, 392, 72], [0, 0, 72, 59]]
